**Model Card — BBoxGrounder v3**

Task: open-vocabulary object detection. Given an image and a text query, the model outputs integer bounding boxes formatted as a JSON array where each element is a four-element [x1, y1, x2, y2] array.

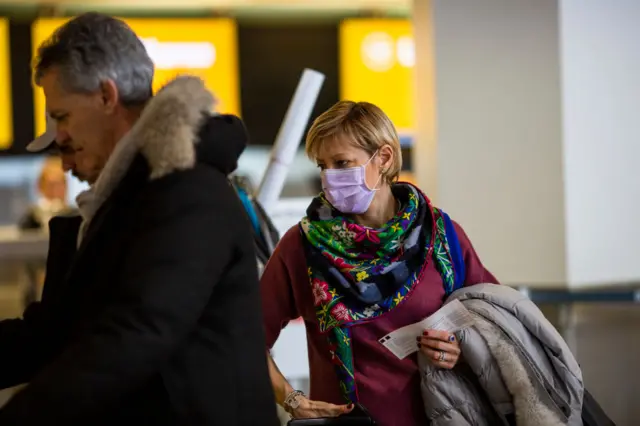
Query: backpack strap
[[440, 210, 466, 293]]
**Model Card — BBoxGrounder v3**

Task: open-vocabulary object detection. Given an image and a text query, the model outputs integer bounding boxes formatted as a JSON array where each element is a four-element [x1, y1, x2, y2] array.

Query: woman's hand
[[417, 329, 461, 369], [290, 396, 354, 419]]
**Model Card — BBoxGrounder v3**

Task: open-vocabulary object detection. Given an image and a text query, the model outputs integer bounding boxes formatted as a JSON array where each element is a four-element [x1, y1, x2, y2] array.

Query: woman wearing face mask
[[261, 101, 498, 425]]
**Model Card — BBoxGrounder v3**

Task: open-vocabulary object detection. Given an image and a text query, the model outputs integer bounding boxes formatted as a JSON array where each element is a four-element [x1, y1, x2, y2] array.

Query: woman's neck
[[353, 184, 396, 228]]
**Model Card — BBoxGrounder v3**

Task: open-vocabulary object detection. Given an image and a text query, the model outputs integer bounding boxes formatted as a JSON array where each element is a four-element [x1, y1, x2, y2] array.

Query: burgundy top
[[261, 221, 498, 426]]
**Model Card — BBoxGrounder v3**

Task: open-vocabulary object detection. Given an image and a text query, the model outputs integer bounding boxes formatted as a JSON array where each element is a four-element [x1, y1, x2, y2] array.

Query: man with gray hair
[[0, 12, 278, 425]]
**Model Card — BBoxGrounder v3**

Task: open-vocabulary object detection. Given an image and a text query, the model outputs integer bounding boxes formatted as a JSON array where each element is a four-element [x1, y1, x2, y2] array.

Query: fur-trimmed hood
[[76, 76, 248, 236]]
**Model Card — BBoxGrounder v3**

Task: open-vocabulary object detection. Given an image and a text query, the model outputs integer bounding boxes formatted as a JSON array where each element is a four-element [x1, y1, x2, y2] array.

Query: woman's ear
[[378, 144, 394, 172]]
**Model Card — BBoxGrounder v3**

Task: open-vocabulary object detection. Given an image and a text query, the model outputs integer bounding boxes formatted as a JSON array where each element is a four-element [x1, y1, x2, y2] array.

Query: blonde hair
[[305, 101, 402, 185], [38, 156, 66, 189]]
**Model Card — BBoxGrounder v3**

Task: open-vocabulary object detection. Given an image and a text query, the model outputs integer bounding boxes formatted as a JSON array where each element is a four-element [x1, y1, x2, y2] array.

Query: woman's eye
[[336, 160, 349, 167]]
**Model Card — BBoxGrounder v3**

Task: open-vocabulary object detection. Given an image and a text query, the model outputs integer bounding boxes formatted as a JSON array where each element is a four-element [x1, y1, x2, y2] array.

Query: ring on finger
[[439, 350, 446, 362]]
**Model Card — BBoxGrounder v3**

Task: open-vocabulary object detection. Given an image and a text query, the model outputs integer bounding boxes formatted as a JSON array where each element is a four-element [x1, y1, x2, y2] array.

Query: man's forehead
[[41, 69, 71, 111], [44, 95, 68, 119], [40, 67, 64, 94], [44, 90, 70, 116]]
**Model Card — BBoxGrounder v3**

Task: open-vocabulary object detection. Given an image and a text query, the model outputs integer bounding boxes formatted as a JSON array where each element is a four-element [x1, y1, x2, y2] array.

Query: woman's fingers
[[423, 329, 455, 343], [419, 346, 459, 369], [315, 401, 352, 417], [303, 400, 353, 418], [418, 336, 460, 355], [417, 332, 461, 370], [420, 346, 450, 361]]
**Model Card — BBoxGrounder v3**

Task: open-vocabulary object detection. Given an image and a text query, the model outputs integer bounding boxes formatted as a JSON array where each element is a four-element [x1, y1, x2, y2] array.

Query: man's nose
[[56, 128, 70, 144]]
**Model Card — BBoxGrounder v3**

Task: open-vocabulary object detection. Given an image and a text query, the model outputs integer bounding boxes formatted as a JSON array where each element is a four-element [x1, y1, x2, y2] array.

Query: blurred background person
[[18, 155, 71, 231], [17, 155, 74, 305]]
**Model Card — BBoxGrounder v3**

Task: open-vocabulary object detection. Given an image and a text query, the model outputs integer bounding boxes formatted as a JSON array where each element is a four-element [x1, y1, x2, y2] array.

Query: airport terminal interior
[[0, 0, 639, 425]]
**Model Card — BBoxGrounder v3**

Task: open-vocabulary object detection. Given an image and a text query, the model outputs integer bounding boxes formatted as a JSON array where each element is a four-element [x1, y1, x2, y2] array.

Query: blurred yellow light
[[398, 171, 417, 186], [0, 18, 13, 149], [339, 19, 414, 133], [32, 18, 240, 136]]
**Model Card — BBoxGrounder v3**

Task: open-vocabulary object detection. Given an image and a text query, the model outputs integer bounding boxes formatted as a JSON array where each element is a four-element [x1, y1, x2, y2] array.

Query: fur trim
[[473, 316, 566, 426], [76, 76, 216, 241]]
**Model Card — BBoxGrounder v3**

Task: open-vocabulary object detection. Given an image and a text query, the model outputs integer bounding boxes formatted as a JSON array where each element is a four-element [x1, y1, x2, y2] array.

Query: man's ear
[[100, 79, 119, 113]]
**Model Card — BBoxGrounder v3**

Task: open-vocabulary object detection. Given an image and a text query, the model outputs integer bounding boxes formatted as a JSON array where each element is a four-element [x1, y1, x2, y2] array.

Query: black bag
[[582, 388, 616, 426], [287, 403, 376, 426]]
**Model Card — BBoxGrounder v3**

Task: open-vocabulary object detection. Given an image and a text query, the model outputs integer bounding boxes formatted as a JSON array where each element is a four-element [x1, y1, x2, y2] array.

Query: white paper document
[[378, 299, 475, 359]]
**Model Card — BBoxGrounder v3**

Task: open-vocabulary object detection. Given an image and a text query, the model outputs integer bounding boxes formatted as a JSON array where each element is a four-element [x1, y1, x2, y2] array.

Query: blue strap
[[235, 187, 262, 238], [441, 211, 466, 293]]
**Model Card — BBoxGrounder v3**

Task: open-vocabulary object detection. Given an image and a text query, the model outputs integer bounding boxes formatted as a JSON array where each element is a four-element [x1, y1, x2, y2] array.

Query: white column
[[413, 0, 640, 287], [559, 0, 640, 286], [414, 0, 567, 286]]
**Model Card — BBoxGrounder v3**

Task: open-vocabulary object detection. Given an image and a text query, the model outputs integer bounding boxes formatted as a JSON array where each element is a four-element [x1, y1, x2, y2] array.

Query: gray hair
[[34, 12, 154, 106]]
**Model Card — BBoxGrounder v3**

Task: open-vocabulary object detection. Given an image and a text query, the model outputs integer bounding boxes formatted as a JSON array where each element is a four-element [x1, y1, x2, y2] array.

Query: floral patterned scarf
[[300, 183, 458, 403]]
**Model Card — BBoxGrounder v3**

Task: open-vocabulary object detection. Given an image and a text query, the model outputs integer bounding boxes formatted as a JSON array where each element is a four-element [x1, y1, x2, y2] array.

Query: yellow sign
[[32, 18, 240, 136], [339, 19, 414, 133], [0, 18, 13, 149]]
